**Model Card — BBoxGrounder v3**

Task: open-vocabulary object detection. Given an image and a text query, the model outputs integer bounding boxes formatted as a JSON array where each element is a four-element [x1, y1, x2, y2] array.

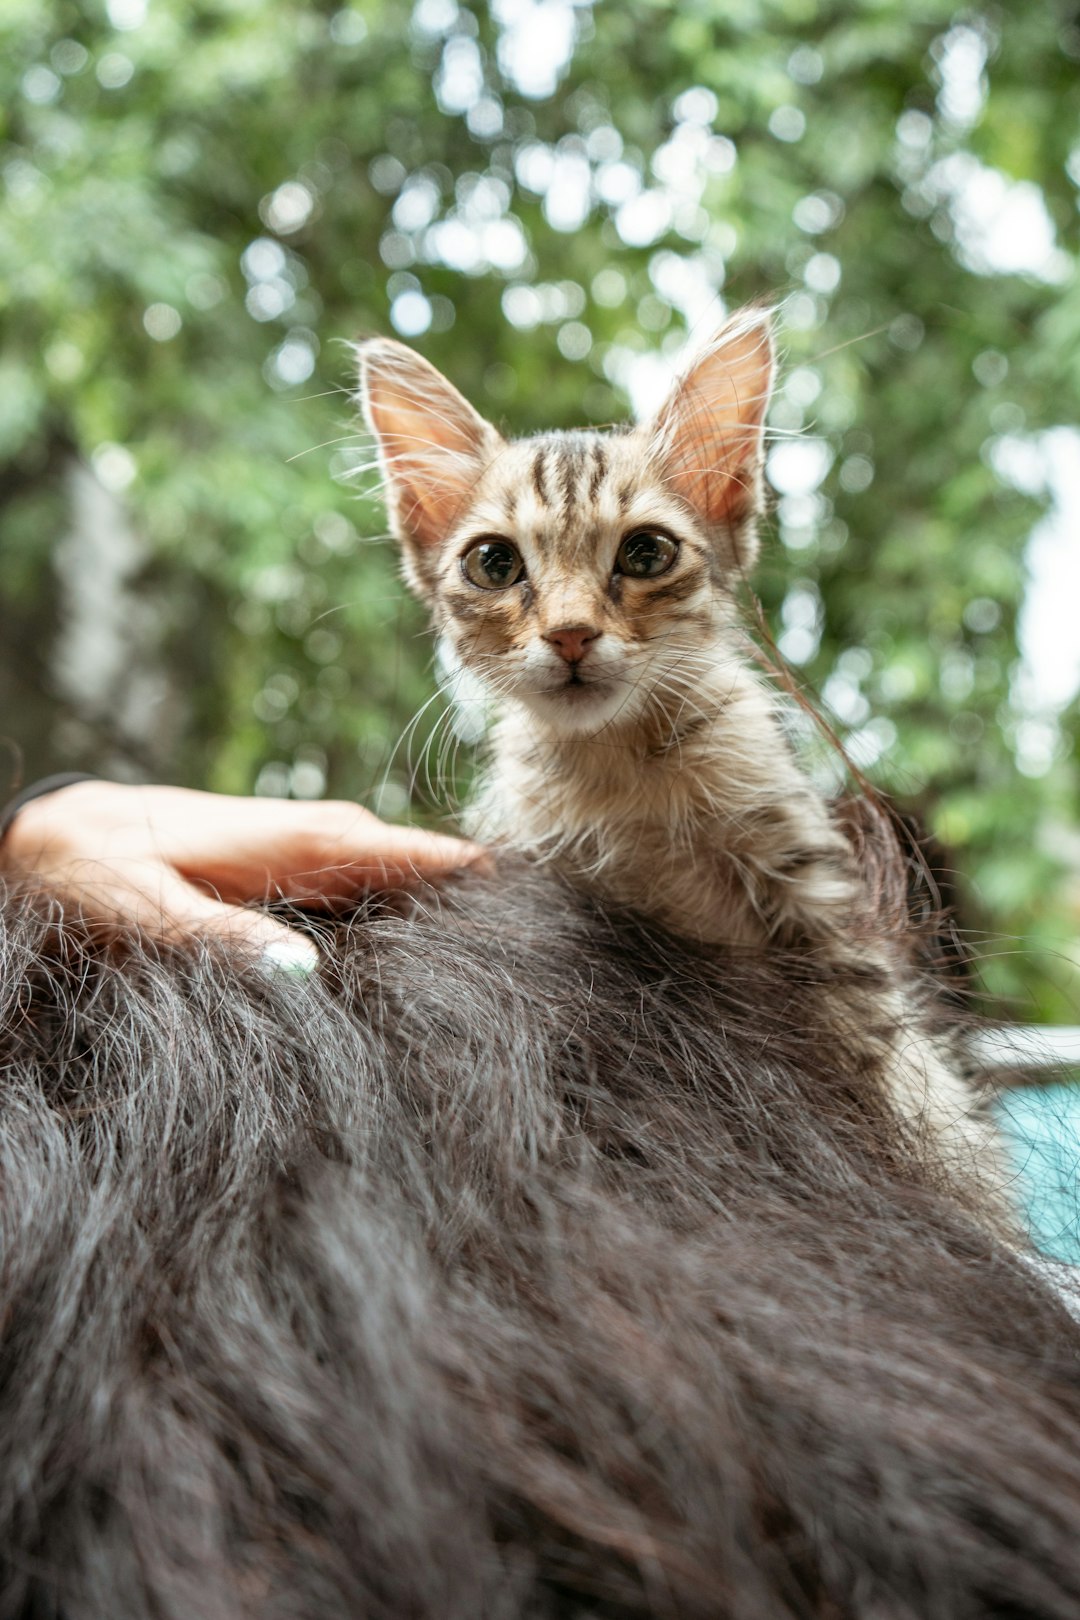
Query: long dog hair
[[2, 860, 1080, 1619]]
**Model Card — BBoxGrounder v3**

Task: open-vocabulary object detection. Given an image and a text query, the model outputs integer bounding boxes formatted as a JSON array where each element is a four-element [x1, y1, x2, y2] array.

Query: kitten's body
[[472, 645, 847, 949], [358, 317, 1010, 1217], [464, 559, 989, 1199]]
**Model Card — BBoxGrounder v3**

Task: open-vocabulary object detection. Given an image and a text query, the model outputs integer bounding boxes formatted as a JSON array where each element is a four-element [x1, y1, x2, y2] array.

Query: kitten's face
[[415, 430, 728, 737], [358, 313, 773, 739]]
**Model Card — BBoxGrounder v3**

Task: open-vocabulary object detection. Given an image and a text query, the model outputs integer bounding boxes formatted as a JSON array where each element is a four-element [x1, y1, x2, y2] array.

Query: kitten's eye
[[615, 531, 679, 579], [462, 538, 525, 590]]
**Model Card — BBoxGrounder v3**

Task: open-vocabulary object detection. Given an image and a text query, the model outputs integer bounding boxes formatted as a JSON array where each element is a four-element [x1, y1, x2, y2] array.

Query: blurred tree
[[0, 0, 1078, 1016]]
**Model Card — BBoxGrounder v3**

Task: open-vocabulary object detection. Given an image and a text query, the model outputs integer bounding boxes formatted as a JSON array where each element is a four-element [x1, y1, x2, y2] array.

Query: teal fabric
[[996, 1085, 1080, 1264]]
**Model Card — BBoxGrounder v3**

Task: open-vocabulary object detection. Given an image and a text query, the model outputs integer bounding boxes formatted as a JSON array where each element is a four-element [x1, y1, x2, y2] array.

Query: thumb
[[219, 906, 322, 978], [67, 858, 322, 976], [151, 870, 322, 975]]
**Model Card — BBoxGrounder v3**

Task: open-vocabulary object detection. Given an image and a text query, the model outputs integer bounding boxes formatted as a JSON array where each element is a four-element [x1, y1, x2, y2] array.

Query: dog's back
[[2, 865, 1079, 1619]]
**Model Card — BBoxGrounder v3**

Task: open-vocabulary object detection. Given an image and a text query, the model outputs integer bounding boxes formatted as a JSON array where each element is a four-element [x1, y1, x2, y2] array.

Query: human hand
[[0, 781, 488, 972]]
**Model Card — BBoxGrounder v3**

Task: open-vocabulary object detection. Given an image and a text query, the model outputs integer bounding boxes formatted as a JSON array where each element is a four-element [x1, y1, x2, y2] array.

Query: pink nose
[[544, 624, 601, 664]]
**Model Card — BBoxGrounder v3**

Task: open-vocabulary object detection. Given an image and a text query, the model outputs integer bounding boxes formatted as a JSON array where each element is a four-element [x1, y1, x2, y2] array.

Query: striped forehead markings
[[587, 442, 608, 504], [531, 445, 550, 507], [558, 441, 588, 513], [525, 433, 611, 520]]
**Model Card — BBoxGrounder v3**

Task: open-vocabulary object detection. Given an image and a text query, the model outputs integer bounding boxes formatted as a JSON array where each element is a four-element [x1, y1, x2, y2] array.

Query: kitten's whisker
[[292, 385, 354, 403], [379, 684, 456, 807], [285, 434, 366, 463]]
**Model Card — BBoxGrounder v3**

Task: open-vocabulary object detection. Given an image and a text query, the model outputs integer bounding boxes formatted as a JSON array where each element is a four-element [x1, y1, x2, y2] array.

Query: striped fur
[[357, 314, 1014, 1224]]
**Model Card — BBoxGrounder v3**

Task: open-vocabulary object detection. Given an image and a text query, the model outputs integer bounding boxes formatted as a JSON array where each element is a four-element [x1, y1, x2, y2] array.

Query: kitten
[[356, 312, 1011, 1217]]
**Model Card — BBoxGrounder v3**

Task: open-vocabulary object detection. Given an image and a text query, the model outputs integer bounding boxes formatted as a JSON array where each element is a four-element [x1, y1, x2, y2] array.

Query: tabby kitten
[[357, 313, 1007, 1209]]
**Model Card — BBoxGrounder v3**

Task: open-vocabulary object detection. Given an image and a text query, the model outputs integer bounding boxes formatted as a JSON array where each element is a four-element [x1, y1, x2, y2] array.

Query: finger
[[159, 796, 489, 901], [349, 821, 491, 878], [49, 858, 321, 975], [274, 819, 492, 903]]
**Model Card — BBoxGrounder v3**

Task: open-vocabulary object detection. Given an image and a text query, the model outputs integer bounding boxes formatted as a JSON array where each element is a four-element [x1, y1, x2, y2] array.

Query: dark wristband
[[0, 775, 99, 843]]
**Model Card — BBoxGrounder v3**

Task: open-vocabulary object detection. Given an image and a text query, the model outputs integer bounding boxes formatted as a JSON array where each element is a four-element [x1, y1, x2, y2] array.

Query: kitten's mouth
[[532, 670, 609, 706], [525, 666, 627, 733], [559, 668, 607, 698], [526, 661, 622, 715]]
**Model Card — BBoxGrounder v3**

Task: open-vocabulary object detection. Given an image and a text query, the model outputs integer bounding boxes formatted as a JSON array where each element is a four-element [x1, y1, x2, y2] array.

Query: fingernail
[[427, 833, 475, 856], [261, 936, 321, 977], [437, 838, 489, 864]]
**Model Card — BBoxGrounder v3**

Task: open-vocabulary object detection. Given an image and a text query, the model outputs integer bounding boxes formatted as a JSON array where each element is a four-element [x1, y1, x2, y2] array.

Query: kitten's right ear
[[357, 339, 503, 579], [646, 309, 774, 572]]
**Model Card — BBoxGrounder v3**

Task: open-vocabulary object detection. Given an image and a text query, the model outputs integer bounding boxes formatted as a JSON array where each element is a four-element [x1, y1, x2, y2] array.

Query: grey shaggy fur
[[2, 861, 1080, 1619]]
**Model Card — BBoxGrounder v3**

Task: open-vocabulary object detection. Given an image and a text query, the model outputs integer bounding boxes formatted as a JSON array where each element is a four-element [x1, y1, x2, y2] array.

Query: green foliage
[[1, 0, 1078, 1017]]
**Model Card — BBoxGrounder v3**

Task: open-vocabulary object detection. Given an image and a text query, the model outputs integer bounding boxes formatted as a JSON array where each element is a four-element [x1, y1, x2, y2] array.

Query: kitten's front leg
[[734, 792, 863, 950]]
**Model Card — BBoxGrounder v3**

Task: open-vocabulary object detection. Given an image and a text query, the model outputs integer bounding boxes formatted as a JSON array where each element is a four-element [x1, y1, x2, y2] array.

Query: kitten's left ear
[[357, 338, 504, 588], [647, 309, 774, 571]]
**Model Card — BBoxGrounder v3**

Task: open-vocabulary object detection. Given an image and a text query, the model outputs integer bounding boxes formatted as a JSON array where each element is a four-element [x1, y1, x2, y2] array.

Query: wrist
[[0, 775, 100, 872]]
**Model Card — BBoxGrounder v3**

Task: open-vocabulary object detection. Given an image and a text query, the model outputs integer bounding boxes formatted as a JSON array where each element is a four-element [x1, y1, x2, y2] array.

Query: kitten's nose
[[544, 624, 601, 664]]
